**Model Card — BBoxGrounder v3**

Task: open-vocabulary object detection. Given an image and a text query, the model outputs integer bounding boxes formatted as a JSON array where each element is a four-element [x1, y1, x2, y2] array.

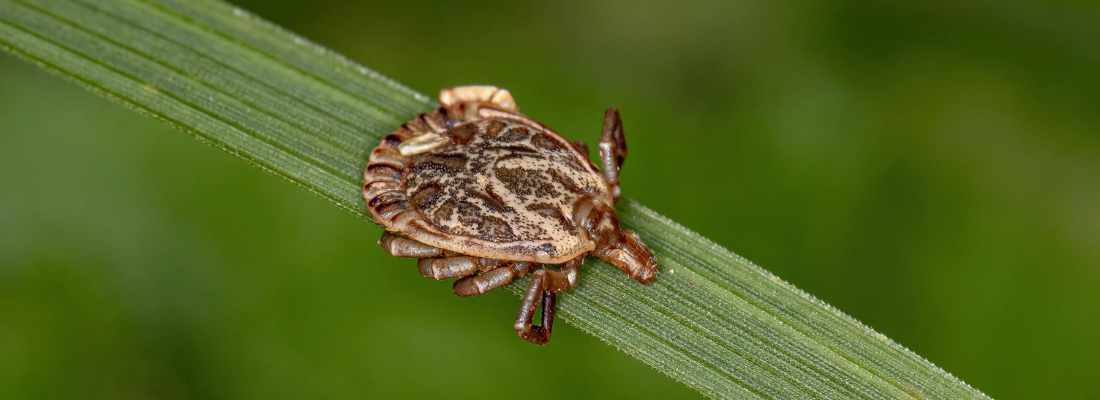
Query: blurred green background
[[2, 0, 1098, 398]]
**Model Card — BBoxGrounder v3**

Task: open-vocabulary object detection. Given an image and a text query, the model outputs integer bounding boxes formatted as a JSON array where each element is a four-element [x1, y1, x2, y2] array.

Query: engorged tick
[[363, 86, 657, 344]]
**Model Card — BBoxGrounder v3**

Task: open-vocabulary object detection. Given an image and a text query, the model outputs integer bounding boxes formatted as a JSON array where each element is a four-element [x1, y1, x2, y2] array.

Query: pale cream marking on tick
[[396, 118, 610, 263], [399, 133, 449, 156]]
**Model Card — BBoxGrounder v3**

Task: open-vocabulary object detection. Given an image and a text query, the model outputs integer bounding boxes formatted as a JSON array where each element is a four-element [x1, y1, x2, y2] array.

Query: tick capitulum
[[363, 85, 657, 344]]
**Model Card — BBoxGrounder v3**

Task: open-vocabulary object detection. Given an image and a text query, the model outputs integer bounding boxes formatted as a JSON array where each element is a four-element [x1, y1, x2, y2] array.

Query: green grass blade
[[0, 0, 991, 398]]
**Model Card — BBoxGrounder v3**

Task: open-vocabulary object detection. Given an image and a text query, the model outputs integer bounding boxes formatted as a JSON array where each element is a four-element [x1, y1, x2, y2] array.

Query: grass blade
[[0, 0, 991, 398]]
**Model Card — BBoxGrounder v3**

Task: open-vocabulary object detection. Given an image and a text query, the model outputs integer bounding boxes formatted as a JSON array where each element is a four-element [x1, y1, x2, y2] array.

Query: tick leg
[[574, 196, 658, 285], [598, 108, 628, 204], [453, 261, 537, 297], [388, 105, 452, 156], [378, 231, 443, 258], [392, 109, 448, 140], [593, 229, 658, 285], [418, 256, 506, 280], [397, 132, 450, 156], [573, 140, 591, 158], [514, 258, 581, 345]]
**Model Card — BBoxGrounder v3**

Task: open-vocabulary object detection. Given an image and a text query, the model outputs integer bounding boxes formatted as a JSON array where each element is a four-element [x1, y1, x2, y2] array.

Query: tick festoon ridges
[[364, 86, 656, 344]]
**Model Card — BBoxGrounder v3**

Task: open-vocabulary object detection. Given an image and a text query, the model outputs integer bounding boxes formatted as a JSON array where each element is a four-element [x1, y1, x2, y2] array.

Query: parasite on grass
[[364, 86, 657, 344]]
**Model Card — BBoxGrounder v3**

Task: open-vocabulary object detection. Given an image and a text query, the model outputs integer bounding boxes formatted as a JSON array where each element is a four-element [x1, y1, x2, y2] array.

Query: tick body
[[364, 86, 657, 344]]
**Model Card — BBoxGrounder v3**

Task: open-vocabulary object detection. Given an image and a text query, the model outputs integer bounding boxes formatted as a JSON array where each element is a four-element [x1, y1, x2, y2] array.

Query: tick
[[363, 86, 657, 344]]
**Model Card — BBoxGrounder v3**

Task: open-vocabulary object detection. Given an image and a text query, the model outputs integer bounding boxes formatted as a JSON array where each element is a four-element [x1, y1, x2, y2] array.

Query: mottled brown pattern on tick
[[403, 119, 607, 261], [364, 86, 658, 345]]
